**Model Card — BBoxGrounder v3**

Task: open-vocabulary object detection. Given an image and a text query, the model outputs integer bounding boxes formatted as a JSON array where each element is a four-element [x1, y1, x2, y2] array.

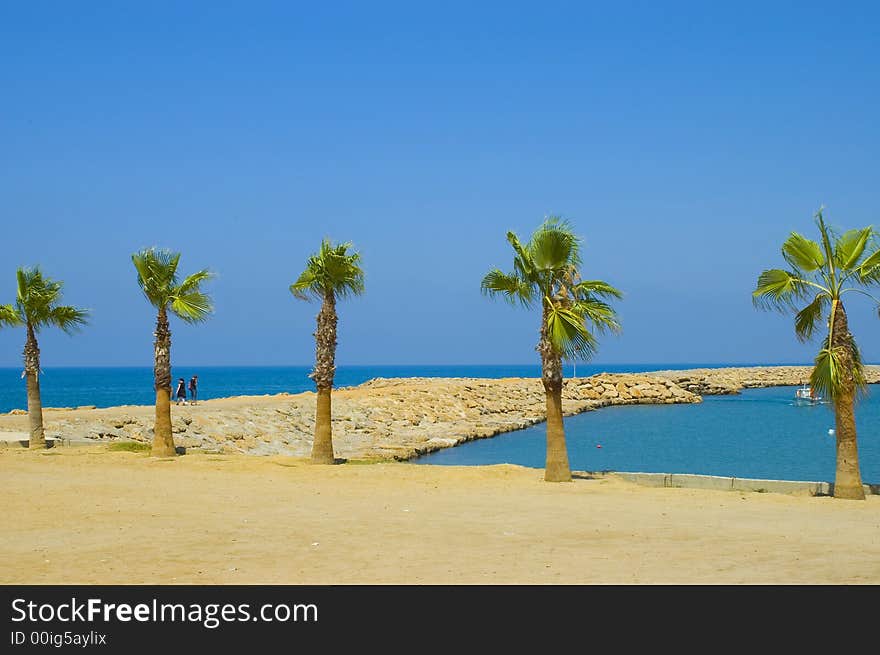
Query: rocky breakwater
[[646, 365, 880, 395], [0, 374, 700, 460]]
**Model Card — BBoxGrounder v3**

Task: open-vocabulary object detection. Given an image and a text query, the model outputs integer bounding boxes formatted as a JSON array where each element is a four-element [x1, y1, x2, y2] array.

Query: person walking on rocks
[[175, 377, 187, 405], [188, 375, 198, 405]]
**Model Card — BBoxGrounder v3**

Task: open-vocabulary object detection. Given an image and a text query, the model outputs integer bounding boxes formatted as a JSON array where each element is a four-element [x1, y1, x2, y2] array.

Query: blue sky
[[1, 1, 879, 367]]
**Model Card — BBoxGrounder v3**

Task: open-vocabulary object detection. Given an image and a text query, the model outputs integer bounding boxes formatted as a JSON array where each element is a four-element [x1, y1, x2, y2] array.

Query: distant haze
[[2, 2, 879, 367]]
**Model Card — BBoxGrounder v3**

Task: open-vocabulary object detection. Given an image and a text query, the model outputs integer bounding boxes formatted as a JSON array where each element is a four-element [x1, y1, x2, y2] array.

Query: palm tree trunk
[[539, 306, 571, 482], [152, 307, 176, 457], [24, 324, 46, 449], [829, 302, 864, 500], [311, 290, 337, 464]]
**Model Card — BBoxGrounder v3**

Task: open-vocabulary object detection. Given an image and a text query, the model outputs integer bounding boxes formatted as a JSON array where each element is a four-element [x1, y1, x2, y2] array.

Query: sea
[[1, 363, 876, 484]]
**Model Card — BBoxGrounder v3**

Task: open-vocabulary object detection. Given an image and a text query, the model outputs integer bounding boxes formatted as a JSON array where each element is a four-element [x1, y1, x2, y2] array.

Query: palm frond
[[814, 207, 839, 280], [46, 306, 90, 334], [857, 246, 880, 282], [528, 217, 581, 272], [290, 269, 318, 301], [834, 227, 873, 272], [481, 269, 535, 307], [752, 269, 813, 310], [571, 279, 623, 301], [0, 303, 22, 327], [506, 231, 537, 280], [793, 293, 828, 343], [811, 345, 841, 402], [545, 303, 597, 360], [170, 291, 213, 323], [781, 232, 825, 272], [177, 269, 214, 295], [573, 298, 622, 335], [811, 334, 867, 402]]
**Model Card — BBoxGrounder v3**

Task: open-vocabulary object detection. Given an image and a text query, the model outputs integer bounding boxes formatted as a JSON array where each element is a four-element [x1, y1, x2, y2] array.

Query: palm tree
[[1, 268, 89, 449], [290, 239, 365, 464], [132, 248, 213, 457], [753, 207, 880, 500], [481, 217, 622, 481]]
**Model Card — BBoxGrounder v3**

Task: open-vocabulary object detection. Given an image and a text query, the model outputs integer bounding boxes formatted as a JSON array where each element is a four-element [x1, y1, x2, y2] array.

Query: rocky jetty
[[647, 365, 880, 395]]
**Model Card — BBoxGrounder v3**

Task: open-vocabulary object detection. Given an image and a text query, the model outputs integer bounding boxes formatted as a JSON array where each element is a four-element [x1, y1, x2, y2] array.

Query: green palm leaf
[[177, 269, 214, 295], [794, 293, 828, 343], [752, 269, 812, 310], [545, 304, 597, 360], [0, 303, 22, 327], [857, 247, 880, 282], [481, 269, 535, 307], [574, 298, 622, 335], [781, 233, 825, 272], [290, 269, 317, 301], [170, 291, 213, 323], [528, 217, 581, 271], [834, 227, 873, 272], [571, 279, 624, 301], [811, 335, 866, 402], [811, 346, 841, 401], [47, 306, 89, 334]]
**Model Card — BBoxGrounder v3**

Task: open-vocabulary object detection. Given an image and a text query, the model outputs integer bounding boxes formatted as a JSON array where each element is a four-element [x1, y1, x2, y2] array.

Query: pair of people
[[175, 375, 198, 405]]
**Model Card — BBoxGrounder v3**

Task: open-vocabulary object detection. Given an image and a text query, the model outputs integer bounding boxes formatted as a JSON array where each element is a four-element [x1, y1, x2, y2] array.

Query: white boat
[[795, 384, 822, 404]]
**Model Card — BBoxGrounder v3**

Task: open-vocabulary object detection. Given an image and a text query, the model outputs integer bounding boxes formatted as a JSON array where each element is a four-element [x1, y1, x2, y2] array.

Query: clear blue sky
[[2, 1, 879, 367]]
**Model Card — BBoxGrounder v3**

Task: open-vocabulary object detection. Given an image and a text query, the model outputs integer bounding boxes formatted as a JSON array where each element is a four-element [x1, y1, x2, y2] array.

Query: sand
[[2, 446, 879, 584]]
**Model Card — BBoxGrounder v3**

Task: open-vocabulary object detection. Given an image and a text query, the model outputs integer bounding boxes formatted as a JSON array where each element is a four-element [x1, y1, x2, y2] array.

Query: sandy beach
[[2, 445, 879, 585]]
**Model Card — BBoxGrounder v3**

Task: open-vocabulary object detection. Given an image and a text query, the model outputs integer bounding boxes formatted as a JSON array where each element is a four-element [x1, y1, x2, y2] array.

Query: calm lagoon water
[[414, 386, 880, 484]]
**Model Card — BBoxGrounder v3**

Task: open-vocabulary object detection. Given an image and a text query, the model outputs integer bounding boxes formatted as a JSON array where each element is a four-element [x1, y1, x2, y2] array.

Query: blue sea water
[[414, 385, 880, 484]]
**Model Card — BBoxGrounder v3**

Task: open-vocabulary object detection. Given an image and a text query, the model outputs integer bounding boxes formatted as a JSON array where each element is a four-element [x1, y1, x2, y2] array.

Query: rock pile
[[647, 365, 880, 394]]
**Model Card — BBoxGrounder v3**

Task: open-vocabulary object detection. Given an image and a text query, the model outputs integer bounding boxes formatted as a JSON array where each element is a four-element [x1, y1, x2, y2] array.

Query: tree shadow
[[572, 470, 609, 480]]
